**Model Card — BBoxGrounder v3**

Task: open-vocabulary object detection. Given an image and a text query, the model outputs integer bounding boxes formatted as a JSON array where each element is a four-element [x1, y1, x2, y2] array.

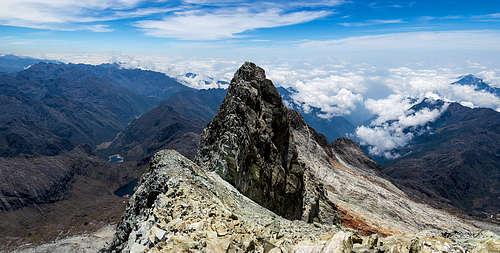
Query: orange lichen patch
[[337, 208, 392, 237]]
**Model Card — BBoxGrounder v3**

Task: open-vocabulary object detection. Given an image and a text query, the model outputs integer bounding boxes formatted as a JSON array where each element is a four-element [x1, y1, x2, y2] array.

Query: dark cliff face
[[196, 62, 305, 220]]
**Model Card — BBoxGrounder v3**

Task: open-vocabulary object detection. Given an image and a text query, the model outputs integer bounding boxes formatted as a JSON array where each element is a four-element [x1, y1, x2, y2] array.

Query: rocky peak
[[196, 62, 304, 220], [196, 62, 342, 224]]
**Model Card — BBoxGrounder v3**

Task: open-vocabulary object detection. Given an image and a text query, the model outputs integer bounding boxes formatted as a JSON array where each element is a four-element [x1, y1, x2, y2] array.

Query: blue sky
[[1, 0, 500, 56]]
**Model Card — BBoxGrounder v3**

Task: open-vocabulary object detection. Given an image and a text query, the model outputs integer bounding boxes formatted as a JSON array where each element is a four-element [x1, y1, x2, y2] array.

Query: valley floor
[[14, 224, 115, 253], [0, 175, 129, 252]]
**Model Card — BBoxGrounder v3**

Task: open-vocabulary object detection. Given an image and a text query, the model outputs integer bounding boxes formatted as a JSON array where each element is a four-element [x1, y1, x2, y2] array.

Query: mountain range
[[383, 100, 500, 219], [0, 54, 61, 73], [1, 58, 499, 251]]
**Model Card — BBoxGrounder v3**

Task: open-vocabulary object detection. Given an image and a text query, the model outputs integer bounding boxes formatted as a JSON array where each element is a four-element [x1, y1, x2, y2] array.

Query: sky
[[1, 0, 500, 157]]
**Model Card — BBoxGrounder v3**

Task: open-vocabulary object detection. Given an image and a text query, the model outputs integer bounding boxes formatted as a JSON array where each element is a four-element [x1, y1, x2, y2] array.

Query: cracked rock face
[[196, 62, 308, 221], [196, 62, 341, 224]]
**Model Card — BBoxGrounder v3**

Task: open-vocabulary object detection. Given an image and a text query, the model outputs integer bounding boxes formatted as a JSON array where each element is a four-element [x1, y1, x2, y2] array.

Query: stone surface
[[291, 108, 484, 235], [102, 150, 341, 252], [102, 150, 500, 253]]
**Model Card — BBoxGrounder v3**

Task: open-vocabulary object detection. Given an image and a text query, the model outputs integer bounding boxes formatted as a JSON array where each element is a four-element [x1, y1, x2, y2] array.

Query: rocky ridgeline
[[102, 63, 500, 252], [101, 150, 499, 252]]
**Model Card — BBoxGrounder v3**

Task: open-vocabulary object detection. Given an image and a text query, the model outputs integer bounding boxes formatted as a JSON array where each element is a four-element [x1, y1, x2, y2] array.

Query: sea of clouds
[[33, 52, 500, 158]]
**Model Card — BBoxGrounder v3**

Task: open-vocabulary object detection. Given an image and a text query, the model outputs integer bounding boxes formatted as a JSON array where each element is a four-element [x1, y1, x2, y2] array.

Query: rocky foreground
[[101, 63, 500, 252]]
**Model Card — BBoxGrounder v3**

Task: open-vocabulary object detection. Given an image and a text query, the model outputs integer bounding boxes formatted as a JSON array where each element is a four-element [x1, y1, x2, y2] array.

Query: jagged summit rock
[[196, 62, 341, 224], [196, 62, 306, 220]]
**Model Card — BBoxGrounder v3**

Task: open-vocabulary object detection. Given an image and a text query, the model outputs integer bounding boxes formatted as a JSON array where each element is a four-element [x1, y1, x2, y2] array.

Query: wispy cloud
[[135, 8, 332, 40], [473, 13, 500, 19], [0, 0, 146, 31], [339, 19, 404, 27]]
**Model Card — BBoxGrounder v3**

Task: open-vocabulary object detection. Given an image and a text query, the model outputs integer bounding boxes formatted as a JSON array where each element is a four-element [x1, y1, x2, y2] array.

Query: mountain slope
[[104, 89, 226, 162], [159, 88, 227, 122], [0, 62, 194, 157], [104, 105, 204, 162], [383, 102, 500, 220], [21, 62, 190, 100], [0, 54, 60, 73]]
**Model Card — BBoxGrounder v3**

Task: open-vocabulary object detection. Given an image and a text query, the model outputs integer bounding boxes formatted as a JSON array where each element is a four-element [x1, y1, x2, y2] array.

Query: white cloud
[[477, 70, 500, 88], [0, 0, 145, 31], [356, 99, 449, 159], [473, 13, 500, 19], [364, 94, 417, 125], [134, 8, 331, 40], [355, 65, 500, 159], [288, 73, 366, 117], [382, 67, 500, 109]]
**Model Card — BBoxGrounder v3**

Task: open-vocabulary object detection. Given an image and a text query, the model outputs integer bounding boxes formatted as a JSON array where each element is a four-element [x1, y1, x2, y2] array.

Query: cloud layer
[[356, 98, 449, 159]]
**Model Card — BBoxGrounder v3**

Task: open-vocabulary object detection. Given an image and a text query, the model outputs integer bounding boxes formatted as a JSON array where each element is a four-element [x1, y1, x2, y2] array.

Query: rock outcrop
[[102, 150, 500, 252], [196, 62, 339, 223]]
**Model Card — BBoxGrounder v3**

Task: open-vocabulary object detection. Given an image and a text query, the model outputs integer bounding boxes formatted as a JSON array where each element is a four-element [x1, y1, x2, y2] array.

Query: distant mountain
[[382, 101, 500, 219], [0, 54, 60, 73], [452, 74, 500, 97], [104, 105, 204, 162], [0, 61, 193, 248], [22, 62, 190, 101], [160, 88, 227, 123], [105, 89, 226, 162], [277, 87, 355, 141]]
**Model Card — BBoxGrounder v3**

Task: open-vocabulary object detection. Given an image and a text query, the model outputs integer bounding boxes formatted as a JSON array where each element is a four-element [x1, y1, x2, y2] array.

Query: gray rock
[[196, 62, 337, 223], [101, 150, 500, 252]]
